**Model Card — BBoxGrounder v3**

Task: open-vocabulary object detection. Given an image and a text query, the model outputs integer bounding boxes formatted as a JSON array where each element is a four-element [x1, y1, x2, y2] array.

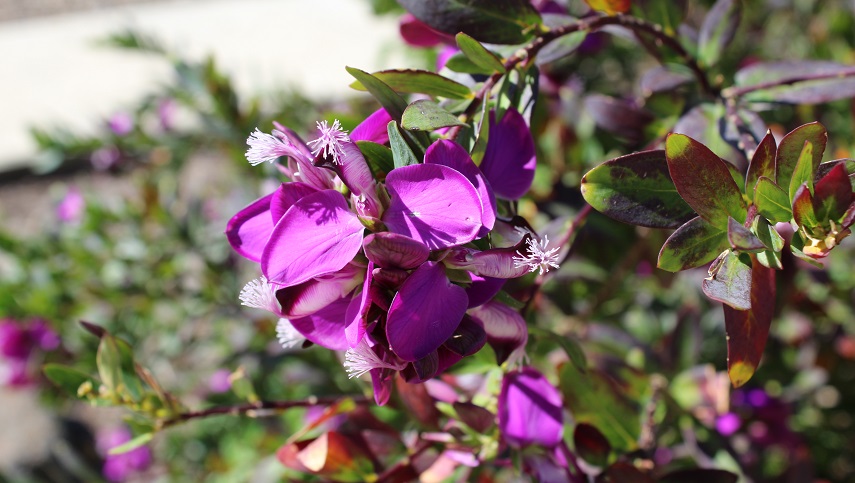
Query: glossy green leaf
[[399, 0, 542, 45], [43, 364, 96, 396], [444, 53, 493, 74], [574, 423, 611, 467], [754, 177, 792, 223], [702, 250, 752, 310], [665, 133, 747, 228], [345, 67, 408, 121], [698, 0, 741, 67], [456, 33, 506, 74], [728, 217, 765, 252], [789, 140, 815, 204], [356, 141, 394, 180], [657, 216, 728, 272], [581, 150, 695, 229], [387, 121, 419, 169], [401, 99, 466, 132], [723, 256, 775, 387], [753, 217, 784, 269], [349, 69, 472, 99], [776, 122, 827, 198], [109, 433, 153, 455], [792, 184, 819, 229], [814, 163, 853, 222], [745, 130, 777, 202]]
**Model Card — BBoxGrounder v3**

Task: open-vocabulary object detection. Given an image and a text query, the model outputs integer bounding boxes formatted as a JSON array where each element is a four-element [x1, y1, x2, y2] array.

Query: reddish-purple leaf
[[745, 131, 777, 202], [813, 163, 853, 222], [398, 0, 542, 45], [639, 66, 693, 96], [573, 423, 611, 467], [776, 122, 827, 197], [595, 462, 655, 483], [453, 401, 495, 433], [792, 183, 819, 229], [723, 256, 775, 387], [665, 133, 747, 228]]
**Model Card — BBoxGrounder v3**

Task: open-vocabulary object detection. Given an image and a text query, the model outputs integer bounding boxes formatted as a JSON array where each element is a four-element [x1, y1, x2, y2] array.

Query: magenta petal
[[425, 140, 497, 234], [345, 262, 374, 347], [468, 301, 527, 365], [466, 274, 506, 308], [226, 193, 274, 262], [386, 261, 468, 361], [371, 367, 395, 406], [480, 109, 536, 200], [383, 164, 483, 249], [270, 182, 319, 222], [351, 109, 393, 144], [399, 13, 448, 47], [277, 265, 363, 318], [289, 296, 351, 350], [262, 190, 364, 286], [442, 315, 486, 357], [363, 232, 430, 269], [498, 367, 564, 448], [444, 245, 531, 278]]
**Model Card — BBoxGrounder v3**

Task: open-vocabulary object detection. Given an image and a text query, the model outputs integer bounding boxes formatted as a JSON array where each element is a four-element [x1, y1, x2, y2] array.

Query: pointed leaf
[[453, 401, 495, 433], [345, 67, 408, 121], [698, 0, 741, 67], [735, 61, 855, 104], [456, 33, 505, 73], [665, 133, 747, 228], [43, 364, 97, 396], [754, 177, 792, 223], [753, 217, 784, 269], [814, 163, 853, 222], [657, 216, 728, 272], [350, 69, 472, 99], [792, 183, 819, 229], [776, 122, 827, 198], [727, 217, 765, 252], [387, 121, 419, 169], [745, 130, 777, 202], [402, 100, 466, 132], [702, 250, 752, 310], [788, 140, 815, 204], [724, 256, 775, 387], [399, 0, 542, 45], [574, 423, 612, 467], [444, 52, 493, 75], [356, 141, 394, 180], [581, 150, 695, 229], [537, 15, 587, 64]]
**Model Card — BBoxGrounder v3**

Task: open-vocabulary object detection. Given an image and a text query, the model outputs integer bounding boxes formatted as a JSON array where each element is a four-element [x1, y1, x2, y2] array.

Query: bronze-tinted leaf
[[776, 122, 827, 198], [735, 61, 855, 104], [723, 256, 775, 387], [453, 401, 495, 433], [745, 130, 777, 202], [581, 150, 696, 229], [657, 216, 728, 272], [727, 217, 765, 252], [573, 423, 611, 467], [813, 163, 854, 222], [584, 94, 654, 143], [792, 183, 819, 229], [665, 133, 747, 228], [584, 0, 631, 15]]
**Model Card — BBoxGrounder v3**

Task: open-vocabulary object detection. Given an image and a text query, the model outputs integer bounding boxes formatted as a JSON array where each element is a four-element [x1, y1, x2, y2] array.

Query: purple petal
[[498, 367, 564, 448], [403, 350, 439, 382], [386, 261, 468, 361], [399, 13, 448, 47], [466, 274, 506, 308], [383, 164, 483, 250], [468, 301, 527, 365], [370, 367, 395, 406], [270, 182, 319, 222], [226, 193, 275, 262], [345, 262, 374, 347], [444, 245, 531, 278], [425, 140, 497, 235], [276, 265, 363, 318], [480, 109, 536, 200], [262, 190, 364, 286], [442, 315, 486, 357], [351, 109, 393, 144], [436, 346, 464, 376], [271, 122, 334, 190], [372, 267, 410, 290], [363, 232, 430, 269], [289, 296, 351, 350]]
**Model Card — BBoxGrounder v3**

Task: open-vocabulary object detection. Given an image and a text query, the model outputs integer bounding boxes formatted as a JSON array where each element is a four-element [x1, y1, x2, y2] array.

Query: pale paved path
[[0, 0, 416, 171]]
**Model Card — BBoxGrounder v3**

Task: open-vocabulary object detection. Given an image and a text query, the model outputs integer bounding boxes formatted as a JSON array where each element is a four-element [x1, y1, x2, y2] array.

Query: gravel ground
[[0, 0, 192, 22]]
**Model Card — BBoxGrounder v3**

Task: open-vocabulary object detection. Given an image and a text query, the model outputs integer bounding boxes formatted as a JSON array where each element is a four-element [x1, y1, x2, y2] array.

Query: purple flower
[[716, 412, 741, 436], [56, 187, 85, 223], [97, 426, 152, 482], [91, 146, 121, 171], [0, 319, 59, 387], [108, 112, 134, 136], [480, 108, 536, 200], [207, 369, 232, 394], [498, 367, 564, 448], [157, 98, 176, 131]]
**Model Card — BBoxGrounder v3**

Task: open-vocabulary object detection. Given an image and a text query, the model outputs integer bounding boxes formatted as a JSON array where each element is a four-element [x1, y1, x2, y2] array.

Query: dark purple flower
[[479, 108, 536, 200], [0, 319, 59, 387], [498, 367, 564, 448]]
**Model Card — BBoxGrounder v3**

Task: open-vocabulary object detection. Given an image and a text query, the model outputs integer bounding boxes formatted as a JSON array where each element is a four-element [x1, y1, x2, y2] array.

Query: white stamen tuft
[[239, 276, 281, 315], [513, 235, 561, 275], [343, 339, 405, 379], [246, 128, 291, 166], [307, 119, 350, 165], [276, 318, 305, 349]]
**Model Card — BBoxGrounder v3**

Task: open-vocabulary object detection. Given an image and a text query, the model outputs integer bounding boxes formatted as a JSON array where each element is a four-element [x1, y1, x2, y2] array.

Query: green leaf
[[776, 122, 827, 198], [398, 0, 542, 45], [108, 433, 153, 455], [349, 69, 472, 99], [702, 250, 752, 310], [788, 140, 815, 205], [752, 217, 784, 270], [387, 121, 419, 169], [665, 133, 747, 228], [43, 364, 96, 396], [96, 334, 124, 393], [698, 0, 741, 67], [444, 53, 493, 75], [792, 184, 818, 229], [456, 33, 506, 74], [657, 216, 728, 272], [727, 217, 765, 252], [581, 150, 696, 229], [356, 141, 394, 180], [536, 15, 586, 64], [723, 256, 776, 387], [745, 130, 777, 203], [754, 177, 792, 223], [401, 100, 466, 132], [345, 67, 409, 121]]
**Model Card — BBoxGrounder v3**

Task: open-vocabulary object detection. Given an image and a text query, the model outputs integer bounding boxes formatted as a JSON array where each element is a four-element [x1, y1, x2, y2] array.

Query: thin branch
[[722, 68, 855, 99], [159, 395, 370, 429]]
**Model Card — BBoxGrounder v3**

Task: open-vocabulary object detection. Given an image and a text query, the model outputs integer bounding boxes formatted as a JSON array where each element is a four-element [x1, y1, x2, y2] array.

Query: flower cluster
[[226, 108, 557, 404], [0, 318, 59, 387]]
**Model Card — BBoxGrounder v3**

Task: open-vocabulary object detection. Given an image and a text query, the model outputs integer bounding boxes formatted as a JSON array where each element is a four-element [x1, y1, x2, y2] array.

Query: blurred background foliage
[[1, 0, 854, 481]]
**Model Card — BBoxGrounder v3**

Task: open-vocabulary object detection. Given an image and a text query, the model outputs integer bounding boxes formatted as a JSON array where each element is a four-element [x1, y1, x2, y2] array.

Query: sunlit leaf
[[788, 140, 815, 205], [401, 100, 466, 132], [346, 67, 408, 121], [776, 122, 827, 198], [456, 33, 506, 73], [657, 216, 728, 272], [43, 364, 96, 396], [349, 69, 472, 99], [387, 121, 420, 169], [584, 0, 631, 15], [357, 141, 394, 180], [745, 131, 777, 202], [753, 217, 784, 270], [108, 433, 153, 455], [754, 177, 792, 223], [702, 250, 751, 310]]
